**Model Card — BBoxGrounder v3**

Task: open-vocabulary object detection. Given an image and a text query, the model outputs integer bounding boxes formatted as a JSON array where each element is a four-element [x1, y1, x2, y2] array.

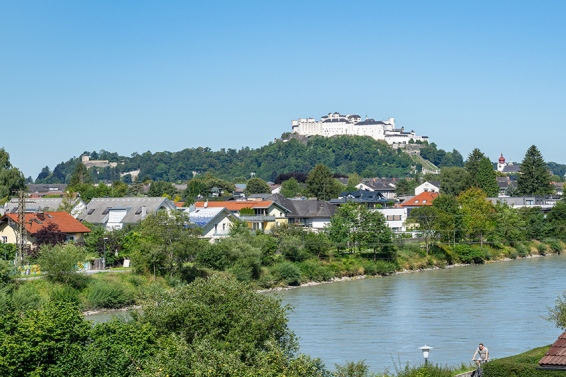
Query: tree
[[517, 145, 554, 196], [407, 206, 438, 255], [0, 148, 25, 202], [326, 202, 360, 252], [432, 195, 464, 245], [546, 200, 566, 241], [518, 207, 548, 241], [439, 167, 470, 196], [147, 180, 178, 198], [35, 223, 67, 247], [545, 291, 566, 329], [477, 157, 499, 197], [488, 203, 526, 245], [458, 187, 496, 246], [395, 178, 418, 196], [245, 177, 271, 195], [359, 209, 394, 260], [306, 164, 341, 200], [464, 148, 485, 186], [281, 177, 302, 198], [137, 274, 305, 374], [135, 210, 204, 278], [465, 149, 498, 196], [68, 162, 92, 186], [36, 244, 87, 286]]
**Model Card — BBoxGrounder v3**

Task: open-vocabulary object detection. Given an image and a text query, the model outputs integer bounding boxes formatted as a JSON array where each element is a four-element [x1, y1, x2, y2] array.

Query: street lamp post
[[419, 345, 432, 365], [103, 237, 109, 270]]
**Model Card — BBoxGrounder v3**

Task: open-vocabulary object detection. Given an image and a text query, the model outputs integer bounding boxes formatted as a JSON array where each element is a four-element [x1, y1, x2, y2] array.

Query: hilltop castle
[[291, 112, 428, 144]]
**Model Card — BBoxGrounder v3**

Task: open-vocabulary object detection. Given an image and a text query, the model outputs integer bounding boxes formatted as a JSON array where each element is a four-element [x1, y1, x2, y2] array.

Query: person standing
[[472, 343, 489, 366]]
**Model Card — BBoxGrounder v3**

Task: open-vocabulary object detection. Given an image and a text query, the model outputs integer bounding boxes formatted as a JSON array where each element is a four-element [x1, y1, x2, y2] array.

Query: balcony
[[238, 215, 276, 222]]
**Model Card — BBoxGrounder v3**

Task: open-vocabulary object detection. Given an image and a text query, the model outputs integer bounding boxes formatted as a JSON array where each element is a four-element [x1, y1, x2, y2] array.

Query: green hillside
[[36, 136, 460, 184]]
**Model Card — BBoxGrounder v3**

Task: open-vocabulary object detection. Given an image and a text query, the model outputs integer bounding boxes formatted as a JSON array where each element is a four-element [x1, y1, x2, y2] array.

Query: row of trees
[[408, 187, 566, 254]]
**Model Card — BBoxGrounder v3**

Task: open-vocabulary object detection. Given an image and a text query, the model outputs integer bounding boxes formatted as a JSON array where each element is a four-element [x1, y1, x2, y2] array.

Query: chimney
[[36, 212, 45, 221], [141, 206, 147, 219]]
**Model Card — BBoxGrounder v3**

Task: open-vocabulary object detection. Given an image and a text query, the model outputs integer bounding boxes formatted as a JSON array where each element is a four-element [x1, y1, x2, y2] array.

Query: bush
[[454, 244, 487, 264], [536, 242, 548, 256], [11, 283, 44, 311], [515, 243, 529, 258], [50, 285, 81, 306], [545, 239, 563, 254], [297, 259, 335, 282], [270, 261, 302, 286], [85, 279, 135, 309], [37, 244, 88, 287]]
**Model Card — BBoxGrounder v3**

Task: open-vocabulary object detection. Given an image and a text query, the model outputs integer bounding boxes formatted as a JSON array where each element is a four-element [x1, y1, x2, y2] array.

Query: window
[[1, 236, 6, 243]]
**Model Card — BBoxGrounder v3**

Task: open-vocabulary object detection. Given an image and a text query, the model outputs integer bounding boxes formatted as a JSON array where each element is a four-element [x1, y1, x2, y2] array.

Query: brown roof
[[539, 330, 566, 370], [3, 212, 91, 235]]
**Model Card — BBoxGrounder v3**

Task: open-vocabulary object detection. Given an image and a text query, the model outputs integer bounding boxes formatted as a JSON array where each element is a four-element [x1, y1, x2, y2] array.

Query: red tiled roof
[[539, 331, 566, 369], [3, 212, 91, 235], [195, 200, 275, 211], [400, 192, 439, 207]]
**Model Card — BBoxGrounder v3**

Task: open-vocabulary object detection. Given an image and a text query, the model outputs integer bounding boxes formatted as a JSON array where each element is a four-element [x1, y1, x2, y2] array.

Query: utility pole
[[15, 190, 26, 268]]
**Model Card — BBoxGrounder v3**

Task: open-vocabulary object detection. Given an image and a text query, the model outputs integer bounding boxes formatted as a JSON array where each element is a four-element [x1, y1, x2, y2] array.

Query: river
[[274, 254, 566, 373]]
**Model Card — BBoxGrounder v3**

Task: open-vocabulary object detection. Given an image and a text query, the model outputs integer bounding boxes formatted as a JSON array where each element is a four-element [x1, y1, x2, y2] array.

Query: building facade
[[291, 112, 428, 144]]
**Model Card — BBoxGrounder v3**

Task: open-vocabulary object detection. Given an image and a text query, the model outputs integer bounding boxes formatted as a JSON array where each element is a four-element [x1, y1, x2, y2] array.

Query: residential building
[[2, 197, 86, 218], [355, 178, 398, 200], [329, 190, 390, 209], [291, 112, 428, 145], [253, 193, 336, 232], [375, 207, 408, 233], [181, 206, 239, 241], [27, 184, 68, 197], [414, 181, 440, 195], [77, 197, 177, 230], [0, 211, 91, 246], [488, 196, 558, 212], [194, 200, 289, 232]]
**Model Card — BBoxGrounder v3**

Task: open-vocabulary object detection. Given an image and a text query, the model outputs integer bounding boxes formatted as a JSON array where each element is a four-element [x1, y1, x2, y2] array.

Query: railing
[[238, 215, 276, 222]]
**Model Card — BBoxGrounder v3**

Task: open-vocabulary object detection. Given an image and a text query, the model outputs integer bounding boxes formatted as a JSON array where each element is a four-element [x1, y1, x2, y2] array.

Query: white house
[[375, 208, 408, 233], [182, 206, 239, 242], [414, 181, 440, 196]]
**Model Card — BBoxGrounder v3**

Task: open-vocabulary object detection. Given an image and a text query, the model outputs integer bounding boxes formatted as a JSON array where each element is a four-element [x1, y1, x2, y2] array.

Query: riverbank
[[260, 251, 555, 293]]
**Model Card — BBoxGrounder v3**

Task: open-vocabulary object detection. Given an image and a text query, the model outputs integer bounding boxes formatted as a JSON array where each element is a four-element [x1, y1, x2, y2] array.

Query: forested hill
[[35, 136, 464, 183]]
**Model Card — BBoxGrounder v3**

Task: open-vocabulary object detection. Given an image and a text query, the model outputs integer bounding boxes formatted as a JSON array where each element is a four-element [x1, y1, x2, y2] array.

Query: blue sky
[[2, 1, 565, 179]]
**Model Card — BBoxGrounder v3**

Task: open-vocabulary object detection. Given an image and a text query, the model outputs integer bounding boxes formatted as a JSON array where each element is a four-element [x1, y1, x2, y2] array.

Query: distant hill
[[34, 136, 464, 184]]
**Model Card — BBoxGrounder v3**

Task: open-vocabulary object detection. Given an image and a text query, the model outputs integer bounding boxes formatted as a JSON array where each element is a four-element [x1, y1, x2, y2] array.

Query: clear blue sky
[[2, 1, 565, 179]]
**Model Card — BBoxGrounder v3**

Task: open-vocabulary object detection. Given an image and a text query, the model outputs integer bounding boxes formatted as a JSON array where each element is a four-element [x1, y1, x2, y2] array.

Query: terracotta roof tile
[[400, 192, 439, 207], [3, 212, 91, 235], [539, 331, 566, 369]]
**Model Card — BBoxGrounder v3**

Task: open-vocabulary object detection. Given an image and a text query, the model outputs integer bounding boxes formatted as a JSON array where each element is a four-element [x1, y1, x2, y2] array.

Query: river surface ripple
[[274, 254, 566, 373]]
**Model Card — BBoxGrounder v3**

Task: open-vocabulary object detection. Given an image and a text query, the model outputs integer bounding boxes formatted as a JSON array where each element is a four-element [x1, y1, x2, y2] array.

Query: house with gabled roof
[[181, 206, 239, 241], [356, 178, 398, 200], [2, 197, 86, 218], [0, 212, 91, 246], [539, 330, 566, 370], [256, 193, 337, 232], [194, 200, 289, 232], [329, 190, 390, 209], [77, 197, 177, 230], [414, 181, 440, 195]]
